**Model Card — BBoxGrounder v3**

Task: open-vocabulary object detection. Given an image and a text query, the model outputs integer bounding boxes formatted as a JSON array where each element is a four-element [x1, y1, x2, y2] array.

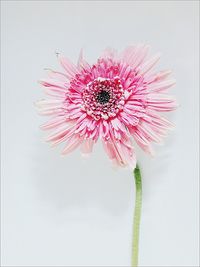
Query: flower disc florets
[[82, 77, 125, 120]]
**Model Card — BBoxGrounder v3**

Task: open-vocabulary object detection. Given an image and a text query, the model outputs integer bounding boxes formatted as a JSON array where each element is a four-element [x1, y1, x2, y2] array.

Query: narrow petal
[[102, 139, 124, 166], [40, 116, 67, 130], [121, 45, 137, 63], [101, 47, 117, 60], [59, 56, 78, 78], [148, 79, 176, 93], [46, 70, 68, 81], [77, 49, 91, 70], [127, 44, 150, 70], [102, 125, 136, 168], [62, 135, 84, 155], [138, 53, 161, 75], [137, 123, 162, 143], [134, 133, 154, 155], [46, 124, 73, 142], [81, 139, 94, 154], [39, 78, 68, 90], [145, 70, 172, 84], [36, 99, 63, 108], [147, 95, 177, 112]]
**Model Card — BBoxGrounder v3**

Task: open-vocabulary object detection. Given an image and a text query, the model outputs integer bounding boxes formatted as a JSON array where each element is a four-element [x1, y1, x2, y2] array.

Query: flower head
[[37, 45, 176, 168]]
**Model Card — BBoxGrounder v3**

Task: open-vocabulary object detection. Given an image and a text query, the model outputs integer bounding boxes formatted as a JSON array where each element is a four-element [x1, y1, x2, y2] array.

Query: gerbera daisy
[[37, 45, 176, 169], [36, 45, 177, 267]]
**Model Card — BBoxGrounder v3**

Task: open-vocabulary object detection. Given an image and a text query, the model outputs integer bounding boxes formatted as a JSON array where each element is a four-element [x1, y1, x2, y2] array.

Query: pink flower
[[37, 45, 176, 169]]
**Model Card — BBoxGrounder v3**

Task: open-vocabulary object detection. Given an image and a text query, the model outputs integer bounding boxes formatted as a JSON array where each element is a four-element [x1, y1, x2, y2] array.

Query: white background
[[1, 1, 199, 266]]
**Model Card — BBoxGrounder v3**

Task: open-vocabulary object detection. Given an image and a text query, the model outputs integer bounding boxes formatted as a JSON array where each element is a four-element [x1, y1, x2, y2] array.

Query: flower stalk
[[132, 164, 142, 267]]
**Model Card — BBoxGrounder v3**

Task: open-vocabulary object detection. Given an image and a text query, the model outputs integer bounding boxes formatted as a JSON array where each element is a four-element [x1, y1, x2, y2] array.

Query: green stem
[[131, 164, 142, 267]]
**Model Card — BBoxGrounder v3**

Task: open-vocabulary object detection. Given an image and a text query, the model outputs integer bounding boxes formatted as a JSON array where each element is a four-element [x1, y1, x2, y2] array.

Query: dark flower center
[[96, 90, 110, 104]]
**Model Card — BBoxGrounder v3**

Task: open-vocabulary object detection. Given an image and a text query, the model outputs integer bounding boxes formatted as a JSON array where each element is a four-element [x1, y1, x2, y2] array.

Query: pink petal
[[81, 139, 94, 154], [46, 70, 68, 81], [59, 56, 78, 78], [39, 78, 68, 89], [62, 135, 83, 155], [147, 95, 177, 112], [138, 53, 161, 75], [126, 44, 149, 70], [46, 124, 72, 142], [101, 47, 117, 60], [77, 49, 91, 70], [148, 79, 176, 93], [40, 116, 67, 130]]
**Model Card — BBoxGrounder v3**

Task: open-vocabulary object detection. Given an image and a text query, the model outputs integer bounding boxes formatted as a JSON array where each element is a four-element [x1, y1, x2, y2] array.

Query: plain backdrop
[[1, 1, 199, 266]]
